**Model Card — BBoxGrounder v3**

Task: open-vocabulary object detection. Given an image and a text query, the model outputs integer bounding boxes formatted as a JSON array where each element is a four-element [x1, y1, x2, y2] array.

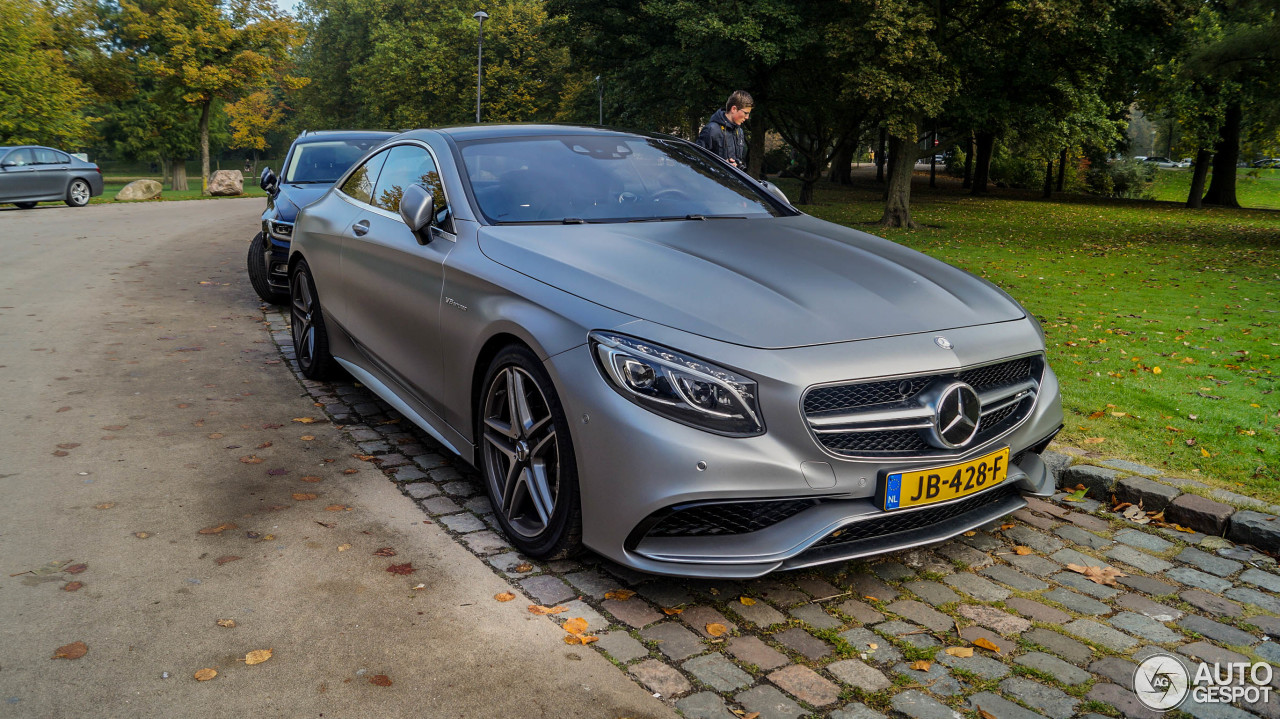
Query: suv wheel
[[247, 232, 288, 304]]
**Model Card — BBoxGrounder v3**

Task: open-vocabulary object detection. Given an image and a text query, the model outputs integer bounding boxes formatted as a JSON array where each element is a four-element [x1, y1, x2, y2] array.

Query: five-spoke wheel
[[66, 179, 90, 207], [290, 260, 337, 379]]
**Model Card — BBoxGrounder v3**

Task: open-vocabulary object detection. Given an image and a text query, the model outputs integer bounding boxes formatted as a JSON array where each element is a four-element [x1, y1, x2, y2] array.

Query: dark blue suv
[[247, 130, 394, 303]]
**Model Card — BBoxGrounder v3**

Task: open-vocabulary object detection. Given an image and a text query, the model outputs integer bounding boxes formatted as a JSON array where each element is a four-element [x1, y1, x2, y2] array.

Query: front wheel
[[66, 179, 90, 207], [247, 232, 288, 304], [479, 346, 582, 559], [289, 259, 338, 379]]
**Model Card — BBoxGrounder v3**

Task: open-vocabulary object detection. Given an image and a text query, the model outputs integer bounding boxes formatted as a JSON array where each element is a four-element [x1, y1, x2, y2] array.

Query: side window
[[34, 149, 62, 164], [3, 149, 35, 167], [55, 151, 71, 164], [338, 150, 389, 205], [370, 144, 451, 231]]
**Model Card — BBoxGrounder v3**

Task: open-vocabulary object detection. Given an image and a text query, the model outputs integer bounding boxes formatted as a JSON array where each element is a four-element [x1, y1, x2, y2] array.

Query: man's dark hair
[[724, 90, 754, 112]]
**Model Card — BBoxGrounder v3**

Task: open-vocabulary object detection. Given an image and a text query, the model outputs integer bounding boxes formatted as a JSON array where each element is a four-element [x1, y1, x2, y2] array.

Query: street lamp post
[[595, 75, 602, 125], [473, 10, 488, 123]]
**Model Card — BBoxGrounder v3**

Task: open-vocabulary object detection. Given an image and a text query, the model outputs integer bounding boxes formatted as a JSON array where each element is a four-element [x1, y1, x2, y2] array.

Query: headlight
[[589, 331, 763, 436], [270, 220, 294, 238]]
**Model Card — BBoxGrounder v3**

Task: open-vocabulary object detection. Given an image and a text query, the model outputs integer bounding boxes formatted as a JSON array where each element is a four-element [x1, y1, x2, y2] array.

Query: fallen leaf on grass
[[705, 623, 728, 637], [242, 649, 272, 665], [292, 417, 317, 424], [604, 589, 635, 601], [563, 617, 589, 635], [386, 563, 415, 575], [292, 493, 317, 501], [1066, 563, 1127, 586], [216, 619, 236, 628], [910, 660, 932, 671], [945, 647, 974, 658], [528, 605, 568, 615], [369, 675, 392, 687], [239, 455, 264, 464], [1087, 410, 1105, 419], [62, 582, 83, 592], [373, 547, 397, 557], [197, 519, 238, 532], [194, 668, 217, 681], [64, 563, 87, 574], [214, 555, 241, 566], [1014, 546, 1033, 556], [972, 637, 1001, 653], [52, 641, 87, 659], [495, 592, 516, 602]]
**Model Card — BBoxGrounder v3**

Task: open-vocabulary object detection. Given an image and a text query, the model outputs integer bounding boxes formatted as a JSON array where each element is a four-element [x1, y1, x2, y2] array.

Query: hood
[[709, 108, 738, 130], [477, 215, 1025, 349], [273, 184, 331, 221]]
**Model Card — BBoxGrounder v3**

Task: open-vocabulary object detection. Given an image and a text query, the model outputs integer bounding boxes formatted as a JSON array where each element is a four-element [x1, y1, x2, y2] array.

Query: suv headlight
[[269, 220, 294, 238], [590, 331, 763, 436]]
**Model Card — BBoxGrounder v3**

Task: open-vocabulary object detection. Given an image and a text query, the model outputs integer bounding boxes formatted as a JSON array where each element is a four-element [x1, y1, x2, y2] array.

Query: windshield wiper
[[626, 214, 747, 222], [286, 180, 331, 185]]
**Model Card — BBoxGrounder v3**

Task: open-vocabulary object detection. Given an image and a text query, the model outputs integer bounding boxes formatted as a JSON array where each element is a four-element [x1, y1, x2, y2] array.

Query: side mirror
[[399, 184, 435, 244], [0, 160, 16, 168], [259, 166, 277, 194], [759, 180, 790, 205]]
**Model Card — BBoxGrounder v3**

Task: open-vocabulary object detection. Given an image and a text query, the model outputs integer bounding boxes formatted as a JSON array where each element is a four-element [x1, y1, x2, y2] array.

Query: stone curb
[[1048, 446, 1280, 554]]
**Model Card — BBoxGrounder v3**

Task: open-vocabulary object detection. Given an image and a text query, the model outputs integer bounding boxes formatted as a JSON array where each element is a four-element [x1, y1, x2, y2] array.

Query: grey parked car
[[288, 125, 1064, 578], [0, 145, 103, 208]]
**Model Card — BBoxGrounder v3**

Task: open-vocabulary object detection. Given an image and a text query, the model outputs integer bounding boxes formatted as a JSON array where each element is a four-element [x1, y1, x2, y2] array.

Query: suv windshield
[[459, 135, 787, 224], [284, 139, 384, 184]]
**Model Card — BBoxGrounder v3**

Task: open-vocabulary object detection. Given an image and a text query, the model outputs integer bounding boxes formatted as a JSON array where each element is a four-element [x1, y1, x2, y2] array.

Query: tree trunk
[[199, 99, 212, 196], [962, 133, 973, 188], [798, 156, 822, 204], [970, 131, 995, 195], [1042, 158, 1054, 199], [883, 146, 895, 201], [829, 137, 854, 184], [928, 128, 937, 188], [1186, 149, 1213, 208], [170, 157, 188, 191], [880, 129, 917, 228], [159, 157, 170, 186], [875, 127, 886, 182], [1203, 102, 1241, 208], [1057, 148, 1067, 191], [748, 119, 767, 179]]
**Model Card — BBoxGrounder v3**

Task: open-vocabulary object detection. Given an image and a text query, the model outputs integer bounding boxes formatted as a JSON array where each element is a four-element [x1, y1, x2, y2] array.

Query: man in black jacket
[[696, 91, 753, 168]]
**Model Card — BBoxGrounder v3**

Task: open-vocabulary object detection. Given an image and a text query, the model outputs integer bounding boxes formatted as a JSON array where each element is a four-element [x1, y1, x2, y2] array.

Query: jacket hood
[[708, 108, 738, 130], [477, 214, 1025, 349]]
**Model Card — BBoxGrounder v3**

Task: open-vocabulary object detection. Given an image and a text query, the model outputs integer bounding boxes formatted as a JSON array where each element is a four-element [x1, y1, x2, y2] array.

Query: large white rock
[[114, 179, 163, 201], [208, 170, 244, 196]]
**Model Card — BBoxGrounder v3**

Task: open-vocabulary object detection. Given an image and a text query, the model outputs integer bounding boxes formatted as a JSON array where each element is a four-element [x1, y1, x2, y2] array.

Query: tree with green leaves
[[120, 0, 304, 194], [0, 0, 95, 146]]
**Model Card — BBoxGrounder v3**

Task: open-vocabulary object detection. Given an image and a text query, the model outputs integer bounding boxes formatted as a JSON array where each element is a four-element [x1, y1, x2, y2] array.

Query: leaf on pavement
[[300, 435, 315, 441], [386, 563, 415, 575], [351, 454, 376, 461], [513, 563, 533, 573], [58, 443, 81, 449], [1065, 563, 1127, 586], [299, 476, 323, 483], [494, 592, 515, 602], [945, 647, 973, 657], [292, 493, 317, 501], [208, 433, 224, 439], [62, 581, 83, 592], [528, 605, 568, 615], [1063, 487, 1088, 502], [324, 505, 349, 511], [1014, 546, 1033, 555], [342, 469, 359, 475], [373, 547, 397, 557], [64, 563, 87, 574], [197, 519, 238, 532], [603, 589, 635, 601], [292, 417, 317, 424], [563, 617, 589, 635], [910, 660, 932, 671], [369, 675, 392, 687], [194, 668, 217, 681], [661, 607, 684, 616], [216, 619, 236, 628], [337, 544, 351, 552], [52, 641, 87, 660], [257, 441, 273, 449], [705, 623, 728, 637], [972, 637, 1001, 653], [239, 455, 264, 464], [214, 555, 241, 566], [563, 634, 598, 645], [243, 649, 272, 665], [739, 596, 757, 606], [94, 502, 115, 510], [134, 532, 151, 539]]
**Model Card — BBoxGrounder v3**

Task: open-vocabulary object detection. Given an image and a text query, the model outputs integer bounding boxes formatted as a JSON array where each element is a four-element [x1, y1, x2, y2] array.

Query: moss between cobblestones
[[1079, 699, 1121, 716], [810, 628, 859, 659]]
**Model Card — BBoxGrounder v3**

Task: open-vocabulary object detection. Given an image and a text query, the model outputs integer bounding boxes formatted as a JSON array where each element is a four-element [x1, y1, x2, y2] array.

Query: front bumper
[[547, 317, 1063, 579]]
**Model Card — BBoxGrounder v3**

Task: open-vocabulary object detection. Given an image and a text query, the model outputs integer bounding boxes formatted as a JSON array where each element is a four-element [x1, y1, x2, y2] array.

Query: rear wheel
[[14, 202, 37, 209], [66, 179, 90, 207], [479, 346, 582, 559], [247, 232, 288, 304], [290, 259, 338, 379]]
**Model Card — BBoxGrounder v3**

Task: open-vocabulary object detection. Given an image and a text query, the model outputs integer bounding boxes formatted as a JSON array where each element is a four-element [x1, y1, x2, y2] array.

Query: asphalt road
[[0, 200, 673, 719]]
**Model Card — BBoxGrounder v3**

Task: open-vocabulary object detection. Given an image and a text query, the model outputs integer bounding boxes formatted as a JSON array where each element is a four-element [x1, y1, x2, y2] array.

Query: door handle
[[352, 219, 370, 237]]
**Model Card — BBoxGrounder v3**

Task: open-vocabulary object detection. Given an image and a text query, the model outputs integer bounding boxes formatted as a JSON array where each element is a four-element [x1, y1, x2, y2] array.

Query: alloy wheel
[[290, 271, 317, 371], [482, 366, 560, 538], [70, 180, 89, 205]]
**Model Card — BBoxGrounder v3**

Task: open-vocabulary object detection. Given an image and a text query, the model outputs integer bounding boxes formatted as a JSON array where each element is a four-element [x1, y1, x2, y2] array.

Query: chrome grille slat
[[803, 355, 1042, 460]]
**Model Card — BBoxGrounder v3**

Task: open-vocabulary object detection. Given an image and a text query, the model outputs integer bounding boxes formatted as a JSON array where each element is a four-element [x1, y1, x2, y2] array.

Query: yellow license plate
[[882, 448, 1009, 510]]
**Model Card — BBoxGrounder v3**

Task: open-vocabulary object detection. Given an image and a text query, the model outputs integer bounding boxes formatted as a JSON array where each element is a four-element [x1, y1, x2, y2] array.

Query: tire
[[65, 179, 91, 207], [478, 345, 583, 559], [14, 202, 37, 209], [247, 232, 288, 304], [289, 259, 339, 380]]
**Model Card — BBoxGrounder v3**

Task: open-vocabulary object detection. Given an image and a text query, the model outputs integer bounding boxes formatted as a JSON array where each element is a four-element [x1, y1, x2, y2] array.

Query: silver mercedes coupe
[[287, 125, 1064, 578]]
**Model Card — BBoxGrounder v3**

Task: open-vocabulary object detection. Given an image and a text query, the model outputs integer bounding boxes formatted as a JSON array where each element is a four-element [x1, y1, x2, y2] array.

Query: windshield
[[458, 135, 787, 223], [284, 139, 385, 184]]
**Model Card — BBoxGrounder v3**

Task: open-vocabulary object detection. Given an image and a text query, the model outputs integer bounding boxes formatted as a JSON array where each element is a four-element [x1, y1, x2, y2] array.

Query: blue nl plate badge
[[885, 473, 902, 510]]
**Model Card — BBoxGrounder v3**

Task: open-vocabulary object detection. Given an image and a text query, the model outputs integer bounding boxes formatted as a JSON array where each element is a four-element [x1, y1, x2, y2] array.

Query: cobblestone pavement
[[268, 309, 1280, 719]]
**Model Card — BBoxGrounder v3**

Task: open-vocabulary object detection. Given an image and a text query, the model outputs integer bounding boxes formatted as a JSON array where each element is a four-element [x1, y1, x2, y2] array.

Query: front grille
[[803, 355, 1042, 460], [812, 483, 1019, 549], [644, 498, 823, 537]]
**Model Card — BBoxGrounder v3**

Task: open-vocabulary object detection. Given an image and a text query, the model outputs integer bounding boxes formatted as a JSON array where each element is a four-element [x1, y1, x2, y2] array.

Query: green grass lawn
[[1150, 167, 1280, 210], [774, 176, 1280, 500], [91, 177, 268, 204]]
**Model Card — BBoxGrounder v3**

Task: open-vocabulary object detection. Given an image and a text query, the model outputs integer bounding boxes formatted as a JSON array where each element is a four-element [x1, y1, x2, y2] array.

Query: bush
[[989, 153, 1043, 189], [1086, 158, 1155, 199], [762, 146, 791, 175]]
